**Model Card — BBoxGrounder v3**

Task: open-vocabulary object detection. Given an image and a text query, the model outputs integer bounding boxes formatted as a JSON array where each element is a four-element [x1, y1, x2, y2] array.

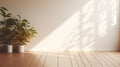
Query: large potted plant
[[0, 7, 37, 53]]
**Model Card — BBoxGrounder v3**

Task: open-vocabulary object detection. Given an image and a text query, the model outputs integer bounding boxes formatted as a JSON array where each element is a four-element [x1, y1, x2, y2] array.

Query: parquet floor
[[0, 51, 120, 67]]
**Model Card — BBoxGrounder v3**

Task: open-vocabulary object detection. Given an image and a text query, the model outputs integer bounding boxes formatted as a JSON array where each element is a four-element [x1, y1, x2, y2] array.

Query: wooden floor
[[0, 51, 120, 67]]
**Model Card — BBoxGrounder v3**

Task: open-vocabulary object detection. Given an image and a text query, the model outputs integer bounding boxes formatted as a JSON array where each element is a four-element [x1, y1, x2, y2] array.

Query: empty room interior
[[0, 0, 120, 67]]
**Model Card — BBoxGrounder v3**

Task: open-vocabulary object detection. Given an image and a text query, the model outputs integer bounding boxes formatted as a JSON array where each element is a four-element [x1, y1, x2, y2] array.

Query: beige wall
[[0, 0, 119, 51]]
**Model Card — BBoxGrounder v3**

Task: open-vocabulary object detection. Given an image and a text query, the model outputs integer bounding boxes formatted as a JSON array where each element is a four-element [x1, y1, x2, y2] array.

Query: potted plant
[[0, 7, 16, 53], [0, 7, 37, 53], [11, 17, 37, 53]]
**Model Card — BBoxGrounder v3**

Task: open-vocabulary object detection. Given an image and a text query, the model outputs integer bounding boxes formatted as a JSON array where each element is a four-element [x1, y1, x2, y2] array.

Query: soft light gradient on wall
[[0, 0, 119, 51]]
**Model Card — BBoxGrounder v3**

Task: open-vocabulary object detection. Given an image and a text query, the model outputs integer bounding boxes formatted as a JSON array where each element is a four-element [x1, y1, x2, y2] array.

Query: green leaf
[[21, 22, 26, 27], [22, 19, 28, 22], [0, 9, 6, 17], [1, 7, 8, 11], [17, 15, 21, 20], [6, 13, 12, 17], [3, 28, 11, 34], [0, 13, 4, 17]]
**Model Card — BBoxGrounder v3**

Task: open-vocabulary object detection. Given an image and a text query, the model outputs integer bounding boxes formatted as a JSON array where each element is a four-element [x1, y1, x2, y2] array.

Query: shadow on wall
[[0, 0, 119, 51]]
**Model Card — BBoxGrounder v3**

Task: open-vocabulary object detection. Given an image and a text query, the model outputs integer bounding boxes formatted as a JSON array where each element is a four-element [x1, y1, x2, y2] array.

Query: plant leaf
[[1, 7, 8, 11], [6, 13, 12, 17], [17, 15, 21, 21], [22, 19, 28, 22], [0, 13, 4, 17], [0, 9, 6, 17]]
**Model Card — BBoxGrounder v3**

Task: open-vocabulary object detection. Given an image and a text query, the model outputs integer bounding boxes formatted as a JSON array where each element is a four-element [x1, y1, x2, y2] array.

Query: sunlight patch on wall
[[80, 0, 95, 51], [29, 0, 118, 51], [98, 11, 107, 37], [110, 0, 117, 27], [30, 11, 81, 51]]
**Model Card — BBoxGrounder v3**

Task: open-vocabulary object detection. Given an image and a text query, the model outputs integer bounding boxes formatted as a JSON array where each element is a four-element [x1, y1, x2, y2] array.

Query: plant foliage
[[0, 7, 37, 45]]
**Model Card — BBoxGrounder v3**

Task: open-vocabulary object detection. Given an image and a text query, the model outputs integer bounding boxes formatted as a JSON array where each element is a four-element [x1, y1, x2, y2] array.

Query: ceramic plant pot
[[6, 45, 13, 53], [18, 45, 24, 53]]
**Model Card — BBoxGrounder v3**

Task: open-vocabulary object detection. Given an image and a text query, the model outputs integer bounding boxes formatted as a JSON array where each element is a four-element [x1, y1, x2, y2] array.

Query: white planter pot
[[6, 45, 13, 53], [18, 45, 24, 53]]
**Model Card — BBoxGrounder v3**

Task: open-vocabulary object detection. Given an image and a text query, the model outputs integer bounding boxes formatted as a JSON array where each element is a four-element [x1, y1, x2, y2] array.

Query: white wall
[[0, 0, 119, 51]]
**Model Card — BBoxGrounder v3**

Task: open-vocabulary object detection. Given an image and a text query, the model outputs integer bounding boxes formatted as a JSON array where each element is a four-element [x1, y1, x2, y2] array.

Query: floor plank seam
[[68, 51, 73, 67], [57, 52, 59, 67], [43, 51, 48, 67], [91, 52, 103, 67], [36, 51, 43, 67], [82, 52, 92, 67], [111, 54, 120, 65], [27, 53, 37, 67], [77, 52, 86, 67], [73, 52, 80, 67], [101, 52, 117, 67], [95, 52, 110, 67], [107, 52, 120, 66]]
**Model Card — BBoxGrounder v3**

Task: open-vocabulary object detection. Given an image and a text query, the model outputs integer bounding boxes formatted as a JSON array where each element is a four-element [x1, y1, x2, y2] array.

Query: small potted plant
[[0, 7, 16, 53], [0, 7, 37, 53], [11, 17, 37, 53]]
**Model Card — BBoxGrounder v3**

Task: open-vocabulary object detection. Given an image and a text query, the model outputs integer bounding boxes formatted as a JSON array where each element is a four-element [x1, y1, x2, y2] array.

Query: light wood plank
[[58, 51, 72, 67], [35, 51, 48, 67], [74, 52, 85, 67], [101, 52, 118, 67], [78, 52, 92, 67], [95, 52, 116, 67], [57, 52, 59, 67], [69, 51, 79, 67], [44, 52, 58, 67], [91, 52, 108, 67], [102, 52, 120, 67], [83, 52, 102, 67], [28, 52, 42, 67]]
